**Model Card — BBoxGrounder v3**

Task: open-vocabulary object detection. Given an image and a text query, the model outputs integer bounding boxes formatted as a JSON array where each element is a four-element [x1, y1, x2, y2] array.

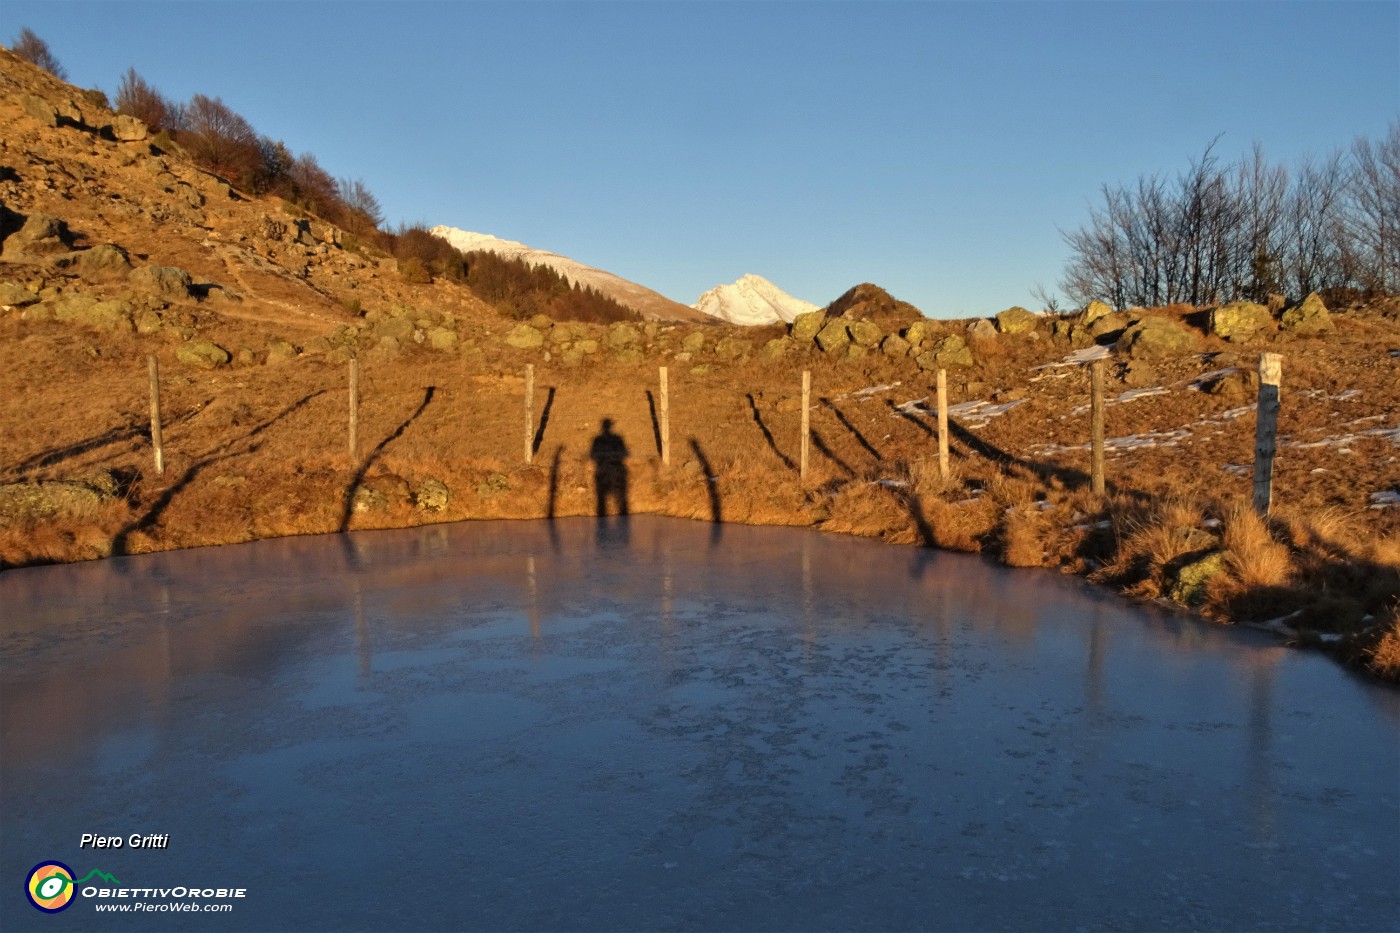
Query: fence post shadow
[[821, 397, 882, 462], [339, 386, 437, 533], [745, 393, 796, 472], [533, 387, 556, 457], [645, 390, 663, 458], [687, 438, 723, 546]]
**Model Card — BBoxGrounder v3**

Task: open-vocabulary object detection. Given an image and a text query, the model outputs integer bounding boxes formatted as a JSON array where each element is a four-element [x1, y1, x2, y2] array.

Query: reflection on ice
[[1, 516, 1397, 931]]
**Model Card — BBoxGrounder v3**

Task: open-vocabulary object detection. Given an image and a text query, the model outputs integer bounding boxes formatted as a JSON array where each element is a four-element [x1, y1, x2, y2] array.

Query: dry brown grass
[[1368, 607, 1400, 681], [1223, 503, 1294, 589]]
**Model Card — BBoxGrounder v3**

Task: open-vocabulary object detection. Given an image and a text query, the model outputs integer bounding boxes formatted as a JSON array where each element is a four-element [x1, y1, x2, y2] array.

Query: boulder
[[1209, 301, 1272, 342], [790, 310, 825, 344], [129, 265, 192, 302], [2, 212, 73, 259], [1116, 317, 1200, 360], [935, 334, 975, 368], [613, 346, 645, 364], [55, 99, 83, 125], [1280, 293, 1334, 335], [353, 474, 411, 512], [0, 480, 108, 528], [366, 336, 401, 362], [1081, 300, 1114, 326], [505, 323, 545, 350], [681, 331, 706, 355], [575, 338, 599, 355], [22, 95, 58, 125], [427, 327, 458, 351], [1088, 312, 1128, 339], [53, 294, 133, 332], [176, 339, 231, 370], [967, 319, 998, 340], [1203, 368, 1259, 404], [995, 306, 1039, 334], [112, 114, 148, 141], [814, 320, 851, 353], [73, 244, 131, 279], [374, 316, 415, 342], [266, 337, 298, 364], [881, 334, 911, 358], [904, 318, 940, 347], [415, 479, 451, 512], [0, 283, 38, 308], [607, 322, 642, 349], [1169, 550, 1227, 606], [848, 320, 883, 348], [476, 473, 510, 500], [714, 335, 752, 361], [762, 337, 791, 359]]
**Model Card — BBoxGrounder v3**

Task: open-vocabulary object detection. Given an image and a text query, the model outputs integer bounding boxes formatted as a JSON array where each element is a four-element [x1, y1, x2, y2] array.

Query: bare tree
[[115, 67, 174, 131], [1281, 150, 1349, 297], [1347, 122, 1400, 293], [336, 178, 384, 234], [181, 94, 262, 188], [10, 28, 66, 80]]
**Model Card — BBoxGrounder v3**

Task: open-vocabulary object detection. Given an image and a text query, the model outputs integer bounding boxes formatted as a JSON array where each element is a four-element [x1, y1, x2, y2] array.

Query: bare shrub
[[10, 27, 66, 79]]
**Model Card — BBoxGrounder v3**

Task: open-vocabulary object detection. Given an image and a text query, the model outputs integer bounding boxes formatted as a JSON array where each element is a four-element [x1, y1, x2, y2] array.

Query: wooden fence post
[[1253, 352, 1282, 515], [936, 368, 949, 480], [147, 354, 164, 476], [523, 363, 535, 464], [659, 366, 670, 467], [800, 370, 811, 480], [1090, 359, 1105, 497], [348, 357, 359, 460]]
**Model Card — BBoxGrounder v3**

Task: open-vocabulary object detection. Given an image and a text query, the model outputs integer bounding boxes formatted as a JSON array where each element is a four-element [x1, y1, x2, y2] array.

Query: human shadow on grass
[[591, 419, 631, 547], [338, 386, 437, 534], [687, 438, 724, 546]]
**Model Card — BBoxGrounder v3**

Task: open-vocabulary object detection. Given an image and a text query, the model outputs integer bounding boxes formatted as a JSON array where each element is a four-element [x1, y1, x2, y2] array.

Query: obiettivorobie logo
[[25, 862, 120, 913]]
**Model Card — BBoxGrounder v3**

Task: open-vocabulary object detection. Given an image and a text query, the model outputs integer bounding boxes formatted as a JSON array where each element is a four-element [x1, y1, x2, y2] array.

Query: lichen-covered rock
[[476, 473, 510, 500], [967, 319, 998, 340], [176, 339, 231, 369], [762, 337, 791, 359], [1169, 550, 1227, 606], [0, 283, 38, 308], [74, 243, 131, 279], [112, 114, 148, 141], [790, 311, 825, 345], [613, 346, 645, 364], [505, 323, 545, 350], [427, 327, 458, 351], [0, 480, 108, 528], [607, 322, 642, 349], [374, 316, 415, 342], [1081, 300, 1114, 326], [1280, 293, 1334, 335], [353, 474, 411, 513], [53, 294, 133, 332], [681, 331, 706, 354], [366, 336, 400, 362], [2, 212, 73, 259], [904, 319, 939, 347], [814, 320, 851, 353], [712, 335, 750, 361], [995, 306, 1039, 334], [848, 320, 883, 348], [935, 334, 975, 368], [129, 265, 192, 302], [266, 337, 298, 363], [1210, 301, 1272, 341], [1116, 317, 1200, 359], [881, 334, 911, 357], [415, 478, 450, 512]]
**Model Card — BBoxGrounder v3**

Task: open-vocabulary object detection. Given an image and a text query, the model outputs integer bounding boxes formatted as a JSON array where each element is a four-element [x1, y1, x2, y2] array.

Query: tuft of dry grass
[[1368, 607, 1400, 681], [1223, 503, 1293, 589]]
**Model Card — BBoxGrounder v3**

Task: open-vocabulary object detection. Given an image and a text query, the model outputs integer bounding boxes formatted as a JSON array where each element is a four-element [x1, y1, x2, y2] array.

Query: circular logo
[[26, 862, 76, 913]]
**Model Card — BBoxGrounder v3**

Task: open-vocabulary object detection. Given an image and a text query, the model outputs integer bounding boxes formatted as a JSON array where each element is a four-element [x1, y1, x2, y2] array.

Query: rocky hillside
[[430, 225, 706, 323]]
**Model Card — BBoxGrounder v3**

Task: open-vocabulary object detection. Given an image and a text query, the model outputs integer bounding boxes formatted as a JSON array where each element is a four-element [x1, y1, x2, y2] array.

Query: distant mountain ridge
[[430, 226, 707, 323], [691, 274, 819, 326]]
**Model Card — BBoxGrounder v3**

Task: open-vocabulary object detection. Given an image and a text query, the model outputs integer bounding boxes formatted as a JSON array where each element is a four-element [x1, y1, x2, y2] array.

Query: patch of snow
[[947, 399, 1027, 420], [1222, 464, 1250, 476], [692, 273, 818, 325], [1370, 490, 1400, 509], [838, 382, 901, 401], [1116, 386, 1171, 403], [1032, 345, 1111, 369]]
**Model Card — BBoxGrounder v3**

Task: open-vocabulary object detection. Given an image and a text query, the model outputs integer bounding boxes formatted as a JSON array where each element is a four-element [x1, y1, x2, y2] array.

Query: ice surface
[[2, 518, 1396, 931]]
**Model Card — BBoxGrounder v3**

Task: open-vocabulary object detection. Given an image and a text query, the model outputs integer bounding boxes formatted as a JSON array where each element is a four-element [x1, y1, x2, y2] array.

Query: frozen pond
[[2, 516, 1397, 931]]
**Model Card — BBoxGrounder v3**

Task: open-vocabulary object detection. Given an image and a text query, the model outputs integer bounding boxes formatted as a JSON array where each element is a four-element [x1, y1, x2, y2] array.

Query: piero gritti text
[[80, 833, 170, 849]]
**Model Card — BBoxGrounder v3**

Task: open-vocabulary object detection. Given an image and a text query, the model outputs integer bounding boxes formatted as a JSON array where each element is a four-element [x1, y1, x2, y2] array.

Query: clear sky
[[4, 1, 1397, 317]]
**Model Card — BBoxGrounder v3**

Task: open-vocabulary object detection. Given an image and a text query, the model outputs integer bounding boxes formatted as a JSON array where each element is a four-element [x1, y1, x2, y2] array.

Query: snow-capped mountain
[[430, 226, 706, 322], [692, 274, 819, 326]]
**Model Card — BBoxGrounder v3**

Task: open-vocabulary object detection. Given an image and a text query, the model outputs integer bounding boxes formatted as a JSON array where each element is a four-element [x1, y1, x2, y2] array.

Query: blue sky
[[5, 2, 1397, 317]]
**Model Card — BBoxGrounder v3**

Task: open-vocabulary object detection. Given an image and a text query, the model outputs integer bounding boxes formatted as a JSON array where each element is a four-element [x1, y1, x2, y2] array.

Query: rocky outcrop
[[505, 323, 545, 349], [790, 311, 825, 345], [176, 339, 231, 370], [995, 306, 1039, 334], [814, 320, 851, 353], [1209, 301, 1273, 342], [1081, 300, 1114, 326], [1281, 293, 1334, 335], [1, 212, 74, 260], [1116, 316, 1201, 359], [129, 265, 192, 302]]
